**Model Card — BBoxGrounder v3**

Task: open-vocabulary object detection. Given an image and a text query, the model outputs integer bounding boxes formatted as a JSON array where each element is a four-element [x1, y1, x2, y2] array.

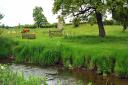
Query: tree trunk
[[122, 23, 127, 32], [96, 11, 106, 38]]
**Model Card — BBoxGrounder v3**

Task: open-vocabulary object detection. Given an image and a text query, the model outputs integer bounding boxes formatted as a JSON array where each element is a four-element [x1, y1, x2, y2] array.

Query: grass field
[[0, 24, 128, 77]]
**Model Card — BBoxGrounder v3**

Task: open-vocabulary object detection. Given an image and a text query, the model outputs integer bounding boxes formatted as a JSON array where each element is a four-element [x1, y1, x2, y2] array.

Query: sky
[[0, 0, 58, 26], [0, 0, 112, 26]]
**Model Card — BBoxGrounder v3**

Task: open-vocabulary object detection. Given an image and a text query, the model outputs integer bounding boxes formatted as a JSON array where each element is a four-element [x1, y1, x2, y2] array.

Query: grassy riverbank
[[0, 24, 128, 78]]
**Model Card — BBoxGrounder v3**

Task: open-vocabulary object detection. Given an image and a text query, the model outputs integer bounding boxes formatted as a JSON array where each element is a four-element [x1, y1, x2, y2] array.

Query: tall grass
[[13, 41, 61, 66], [12, 41, 128, 78], [0, 37, 17, 58]]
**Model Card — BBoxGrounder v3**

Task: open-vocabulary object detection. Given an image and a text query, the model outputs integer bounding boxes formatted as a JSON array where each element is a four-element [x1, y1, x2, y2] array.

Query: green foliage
[[72, 17, 80, 27], [0, 64, 41, 85], [39, 48, 61, 65], [0, 37, 17, 58], [96, 56, 114, 75], [0, 13, 4, 20], [33, 6, 48, 28], [0, 29, 3, 35], [104, 20, 114, 25], [0, 13, 4, 26], [114, 50, 128, 78], [87, 15, 97, 26], [53, 0, 107, 15], [13, 42, 61, 66], [13, 43, 45, 63], [88, 82, 93, 85], [111, 0, 128, 31]]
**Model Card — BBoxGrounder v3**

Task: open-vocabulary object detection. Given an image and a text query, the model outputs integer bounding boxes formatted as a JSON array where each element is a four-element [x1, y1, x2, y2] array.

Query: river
[[9, 64, 128, 85]]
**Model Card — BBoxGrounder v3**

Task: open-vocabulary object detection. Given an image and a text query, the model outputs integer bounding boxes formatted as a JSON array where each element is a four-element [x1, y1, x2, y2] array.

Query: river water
[[9, 64, 128, 85]]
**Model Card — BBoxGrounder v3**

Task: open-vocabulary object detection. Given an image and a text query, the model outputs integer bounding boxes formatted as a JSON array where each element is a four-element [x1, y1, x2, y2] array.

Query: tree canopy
[[112, 0, 128, 32], [33, 6, 48, 28]]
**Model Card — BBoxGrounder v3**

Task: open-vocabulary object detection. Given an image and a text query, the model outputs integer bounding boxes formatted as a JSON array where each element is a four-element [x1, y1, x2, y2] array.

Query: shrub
[[0, 37, 17, 58], [72, 17, 80, 27], [0, 29, 3, 35], [104, 20, 114, 25]]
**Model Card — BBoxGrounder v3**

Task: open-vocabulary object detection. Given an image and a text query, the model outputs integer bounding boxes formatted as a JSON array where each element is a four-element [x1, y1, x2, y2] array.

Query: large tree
[[111, 0, 128, 32], [33, 6, 48, 28], [53, 0, 126, 37]]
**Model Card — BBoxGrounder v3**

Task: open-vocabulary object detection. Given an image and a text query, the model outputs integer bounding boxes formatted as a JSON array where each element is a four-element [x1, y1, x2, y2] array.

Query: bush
[[72, 17, 80, 27], [104, 20, 114, 25], [0, 29, 3, 35], [0, 37, 17, 58]]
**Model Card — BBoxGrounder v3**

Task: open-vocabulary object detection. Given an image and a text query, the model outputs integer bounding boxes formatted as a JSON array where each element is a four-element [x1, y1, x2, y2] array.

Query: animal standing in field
[[21, 28, 30, 33]]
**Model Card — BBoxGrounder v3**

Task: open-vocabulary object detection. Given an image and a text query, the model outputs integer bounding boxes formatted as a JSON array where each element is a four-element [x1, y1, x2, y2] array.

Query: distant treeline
[[0, 24, 13, 29], [0, 23, 57, 29], [14, 23, 58, 29], [0, 20, 120, 29]]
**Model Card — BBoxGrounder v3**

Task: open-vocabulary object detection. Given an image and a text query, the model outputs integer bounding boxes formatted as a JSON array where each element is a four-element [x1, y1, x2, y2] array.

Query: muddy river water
[[9, 64, 128, 85]]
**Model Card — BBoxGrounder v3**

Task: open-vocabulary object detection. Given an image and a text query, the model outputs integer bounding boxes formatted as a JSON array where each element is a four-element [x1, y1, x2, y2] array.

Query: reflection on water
[[9, 64, 128, 85]]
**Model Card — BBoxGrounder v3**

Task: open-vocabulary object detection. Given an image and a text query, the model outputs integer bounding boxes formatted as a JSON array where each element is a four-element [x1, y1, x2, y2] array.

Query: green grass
[[0, 24, 128, 77]]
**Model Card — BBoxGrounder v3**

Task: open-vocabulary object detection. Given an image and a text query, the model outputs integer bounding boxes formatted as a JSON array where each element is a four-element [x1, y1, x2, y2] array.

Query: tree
[[111, 1, 128, 32], [0, 13, 4, 24], [53, 0, 126, 37], [0, 13, 4, 35], [0, 13, 3, 20], [53, 0, 106, 37], [33, 6, 48, 28], [72, 17, 80, 27]]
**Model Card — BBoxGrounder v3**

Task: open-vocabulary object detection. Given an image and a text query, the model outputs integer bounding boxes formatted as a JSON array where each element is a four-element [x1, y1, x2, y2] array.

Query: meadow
[[0, 24, 128, 78]]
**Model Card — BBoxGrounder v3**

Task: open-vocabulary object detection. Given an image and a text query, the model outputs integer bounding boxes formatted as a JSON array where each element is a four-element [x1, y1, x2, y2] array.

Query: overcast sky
[[0, 0, 58, 26], [0, 0, 112, 26]]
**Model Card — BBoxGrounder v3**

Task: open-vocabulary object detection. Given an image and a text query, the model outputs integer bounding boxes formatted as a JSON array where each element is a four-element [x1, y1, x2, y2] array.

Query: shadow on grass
[[63, 35, 128, 44]]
